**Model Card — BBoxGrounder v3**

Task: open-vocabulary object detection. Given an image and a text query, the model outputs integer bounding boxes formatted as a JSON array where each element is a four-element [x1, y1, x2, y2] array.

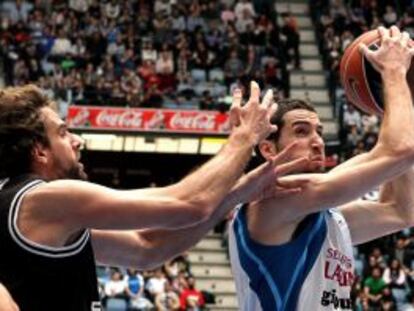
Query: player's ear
[[257, 140, 277, 160], [32, 142, 49, 165]]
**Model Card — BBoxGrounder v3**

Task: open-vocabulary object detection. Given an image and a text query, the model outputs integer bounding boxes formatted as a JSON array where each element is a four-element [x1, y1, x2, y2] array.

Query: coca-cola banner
[[67, 106, 231, 134]]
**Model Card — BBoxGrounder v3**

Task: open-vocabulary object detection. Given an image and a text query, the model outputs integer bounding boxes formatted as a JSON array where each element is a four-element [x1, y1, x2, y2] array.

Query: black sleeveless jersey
[[0, 175, 102, 311]]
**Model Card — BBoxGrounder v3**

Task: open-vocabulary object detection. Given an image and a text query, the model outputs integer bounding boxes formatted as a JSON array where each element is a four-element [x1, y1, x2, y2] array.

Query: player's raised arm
[[245, 26, 414, 244]]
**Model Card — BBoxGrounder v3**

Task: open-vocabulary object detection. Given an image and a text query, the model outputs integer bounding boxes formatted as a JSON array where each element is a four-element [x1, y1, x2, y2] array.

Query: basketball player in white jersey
[[229, 26, 414, 310]]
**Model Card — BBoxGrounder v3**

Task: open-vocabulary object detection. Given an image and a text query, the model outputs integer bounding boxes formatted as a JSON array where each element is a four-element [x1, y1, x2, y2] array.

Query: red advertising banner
[[67, 106, 231, 134]]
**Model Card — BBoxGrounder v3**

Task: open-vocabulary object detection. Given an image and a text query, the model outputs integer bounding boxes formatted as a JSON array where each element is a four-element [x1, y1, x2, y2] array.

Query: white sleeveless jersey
[[229, 207, 355, 311]]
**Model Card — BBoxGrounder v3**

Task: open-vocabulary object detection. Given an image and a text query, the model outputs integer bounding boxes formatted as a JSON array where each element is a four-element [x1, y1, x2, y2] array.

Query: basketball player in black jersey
[[0, 81, 310, 310]]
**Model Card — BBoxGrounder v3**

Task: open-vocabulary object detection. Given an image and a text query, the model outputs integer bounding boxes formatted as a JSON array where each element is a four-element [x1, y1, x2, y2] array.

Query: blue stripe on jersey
[[233, 207, 327, 311], [234, 215, 282, 310]]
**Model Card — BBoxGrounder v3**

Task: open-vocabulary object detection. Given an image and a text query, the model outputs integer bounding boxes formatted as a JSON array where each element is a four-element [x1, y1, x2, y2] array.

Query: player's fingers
[[266, 102, 278, 121], [271, 142, 298, 164], [262, 89, 273, 109], [229, 106, 241, 128], [275, 187, 303, 197], [359, 43, 381, 70], [359, 43, 374, 58], [276, 175, 311, 189], [229, 88, 242, 127], [390, 25, 401, 39], [231, 88, 242, 110], [269, 124, 278, 135], [275, 157, 310, 176], [261, 186, 302, 200], [401, 31, 410, 47], [378, 26, 389, 41], [247, 80, 260, 107]]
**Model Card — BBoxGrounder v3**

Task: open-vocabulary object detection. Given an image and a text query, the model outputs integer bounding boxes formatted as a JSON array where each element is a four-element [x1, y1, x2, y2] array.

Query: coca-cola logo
[[68, 107, 231, 133], [145, 111, 166, 130], [69, 108, 90, 127], [218, 117, 231, 133], [96, 110, 144, 128], [170, 112, 216, 131]]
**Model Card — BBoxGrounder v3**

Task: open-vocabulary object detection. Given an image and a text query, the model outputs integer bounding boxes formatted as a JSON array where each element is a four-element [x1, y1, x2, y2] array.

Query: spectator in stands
[[352, 140, 367, 157], [1, 0, 33, 23], [235, 6, 255, 34], [120, 68, 142, 106], [343, 104, 362, 130], [234, 0, 255, 22], [383, 259, 407, 289], [394, 236, 411, 267], [197, 90, 213, 110], [361, 113, 379, 133], [263, 57, 282, 89], [172, 271, 190, 294], [146, 268, 168, 301], [156, 50, 174, 76], [103, 269, 128, 307], [155, 281, 180, 311], [401, 294, 414, 311], [280, 12, 301, 69], [351, 275, 367, 310], [104, 0, 121, 20], [125, 268, 153, 310], [186, 2, 207, 33], [153, 11, 170, 46], [346, 125, 362, 154], [380, 286, 397, 311], [68, 0, 89, 14], [0, 0, 289, 111], [164, 259, 180, 280], [224, 50, 243, 87], [242, 44, 259, 78], [155, 0, 172, 15], [364, 267, 387, 309], [371, 247, 387, 269], [179, 276, 205, 311], [221, 3, 236, 24], [50, 28, 72, 59], [383, 5, 398, 27]]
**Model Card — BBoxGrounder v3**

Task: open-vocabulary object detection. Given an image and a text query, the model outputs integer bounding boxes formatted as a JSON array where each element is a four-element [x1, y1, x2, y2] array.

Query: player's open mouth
[[311, 156, 324, 162]]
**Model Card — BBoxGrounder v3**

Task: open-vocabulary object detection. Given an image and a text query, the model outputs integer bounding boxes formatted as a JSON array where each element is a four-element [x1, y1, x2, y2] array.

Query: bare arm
[[246, 26, 414, 245], [92, 147, 310, 269], [21, 82, 277, 245], [340, 166, 414, 245], [326, 28, 414, 245], [0, 284, 19, 311]]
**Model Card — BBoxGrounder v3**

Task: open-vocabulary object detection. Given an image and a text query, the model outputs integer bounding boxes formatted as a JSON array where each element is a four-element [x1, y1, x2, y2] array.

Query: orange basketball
[[340, 30, 384, 115]]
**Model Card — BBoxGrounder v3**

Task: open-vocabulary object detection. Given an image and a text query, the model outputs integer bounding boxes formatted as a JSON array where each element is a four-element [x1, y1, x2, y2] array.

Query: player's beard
[[64, 163, 88, 180]]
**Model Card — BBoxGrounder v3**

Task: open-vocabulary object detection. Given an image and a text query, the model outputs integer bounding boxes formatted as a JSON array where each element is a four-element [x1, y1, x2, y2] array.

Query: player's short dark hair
[[254, 98, 316, 161], [0, 84, 53, 179], [266, 98, 316, 143]]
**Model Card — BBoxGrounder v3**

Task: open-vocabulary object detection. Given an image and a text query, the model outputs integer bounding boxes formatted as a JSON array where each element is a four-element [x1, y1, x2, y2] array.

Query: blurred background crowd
[[0, 0, 294, 117]]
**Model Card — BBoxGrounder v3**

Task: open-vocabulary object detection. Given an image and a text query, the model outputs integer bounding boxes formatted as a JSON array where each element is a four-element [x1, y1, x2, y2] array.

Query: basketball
[[340, 30, 384, 115]]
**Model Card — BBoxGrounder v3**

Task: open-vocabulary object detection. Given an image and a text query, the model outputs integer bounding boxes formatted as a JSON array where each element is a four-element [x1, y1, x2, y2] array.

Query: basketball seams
[[361, 41, 383, 115], [340, 30, 383, 115]]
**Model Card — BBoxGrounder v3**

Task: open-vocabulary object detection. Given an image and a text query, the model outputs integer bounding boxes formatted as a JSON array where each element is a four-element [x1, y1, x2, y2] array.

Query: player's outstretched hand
[[360, 26, 414, 75], [229, 81, 278, 145], [231, 142, 310, 204]]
